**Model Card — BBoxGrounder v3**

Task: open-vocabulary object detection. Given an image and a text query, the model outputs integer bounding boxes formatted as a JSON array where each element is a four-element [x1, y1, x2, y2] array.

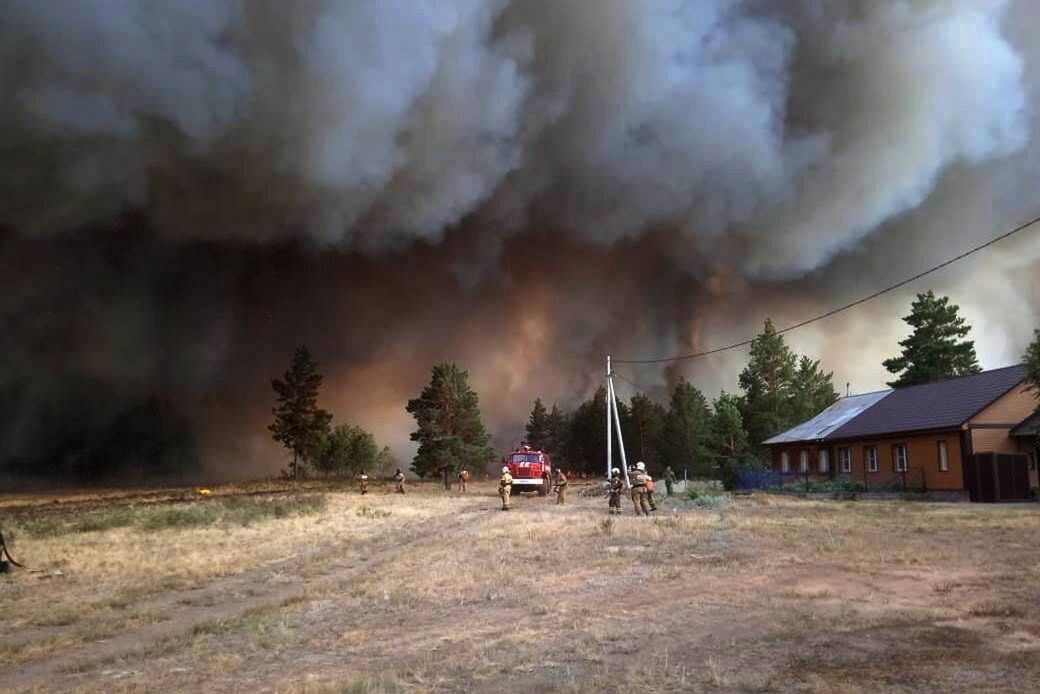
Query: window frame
[[937, 440, 949, 472], [781, 451, 790, 473], [839, 447, 852, 473], [893, 443, 908, 473], [865, 446, 878, 473], [799, 450, 809, 473], [818, 449, 830, 473]]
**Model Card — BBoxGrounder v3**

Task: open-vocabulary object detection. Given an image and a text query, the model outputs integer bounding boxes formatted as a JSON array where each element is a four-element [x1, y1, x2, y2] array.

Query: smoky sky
[[2, 0, 1039, 480]]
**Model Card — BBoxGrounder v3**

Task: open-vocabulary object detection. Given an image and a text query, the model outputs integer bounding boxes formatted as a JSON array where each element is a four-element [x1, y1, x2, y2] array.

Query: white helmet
[[502, 466, 510, 474], [612, 468, 620, 475], [636, 461, 646, 471]]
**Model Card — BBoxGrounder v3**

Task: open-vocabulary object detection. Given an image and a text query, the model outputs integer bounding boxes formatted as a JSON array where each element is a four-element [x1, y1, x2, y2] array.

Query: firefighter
[[499, 466, 513, 510], [458, 468, 470, 493], [359, 470, 369, 495], [553, 468, 568, 505], [394, 468, 406, 494], [608, 468, 623, 514], [644, 466, 658, 512], [630, 462, 652, 516], [663, 465, 677, 497]]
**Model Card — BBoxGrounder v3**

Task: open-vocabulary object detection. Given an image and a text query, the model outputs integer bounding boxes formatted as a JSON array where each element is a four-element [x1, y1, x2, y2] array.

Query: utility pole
[[607, 357, 628, 489], [606, 355, 612, 481]]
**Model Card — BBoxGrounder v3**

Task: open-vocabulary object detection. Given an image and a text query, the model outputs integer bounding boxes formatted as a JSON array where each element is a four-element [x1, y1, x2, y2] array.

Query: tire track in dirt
[[6, 500, 500, 691]]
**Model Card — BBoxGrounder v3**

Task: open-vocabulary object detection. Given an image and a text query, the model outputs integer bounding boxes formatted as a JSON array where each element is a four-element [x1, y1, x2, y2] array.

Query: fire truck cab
[[504, 444, 552, 497]]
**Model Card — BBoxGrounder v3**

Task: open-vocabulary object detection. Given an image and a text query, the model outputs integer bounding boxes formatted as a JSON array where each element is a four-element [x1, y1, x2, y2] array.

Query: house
[[764, 365, 1039, 499]]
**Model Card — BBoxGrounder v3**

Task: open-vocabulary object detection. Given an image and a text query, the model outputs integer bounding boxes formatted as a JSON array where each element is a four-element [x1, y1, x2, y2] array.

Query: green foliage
[[706, 391, 753, 470], [567, 386, 627, 472], [622, 393, 666, 469], [269, 345, 333, 479], [739, 319, 799, 446], [406, 363, 492, 478], [684, 492, 731, 509], [525, 399, 551, 450], [313, 424, 378, 477], [545, 403, 571, 468], [791, 357, 840, 422], [659, 379, 711, 475], [1023, 329, 1040, 395], [738, 319, 838, 449], [883, 291, 981, 387]]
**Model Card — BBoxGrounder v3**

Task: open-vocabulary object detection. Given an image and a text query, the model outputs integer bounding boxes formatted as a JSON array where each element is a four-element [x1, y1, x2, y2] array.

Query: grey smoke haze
[[1, 0, 1038, 479]]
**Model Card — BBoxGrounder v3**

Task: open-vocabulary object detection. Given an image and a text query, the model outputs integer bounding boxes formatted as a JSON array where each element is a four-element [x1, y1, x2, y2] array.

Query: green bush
[[688, 494, 730, 509]]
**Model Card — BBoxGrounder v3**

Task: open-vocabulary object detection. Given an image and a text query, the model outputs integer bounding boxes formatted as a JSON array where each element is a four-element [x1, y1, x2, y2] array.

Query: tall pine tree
[[739, 319, 798, 447], [269, 345, 332, 479], [567, 386, 625, 473], [791, 356, 839, 423], [659, 379, 711, 475], [525, 399, 551, 450], [623, 393, 666, 467], [406, 363, 492, 479], [883, 291, 981, 387], [545, 403, 571, 468]]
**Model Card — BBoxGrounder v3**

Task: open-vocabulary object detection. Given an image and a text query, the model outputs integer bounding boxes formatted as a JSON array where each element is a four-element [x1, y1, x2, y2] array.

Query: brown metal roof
[[826, 365, 1027, 441]]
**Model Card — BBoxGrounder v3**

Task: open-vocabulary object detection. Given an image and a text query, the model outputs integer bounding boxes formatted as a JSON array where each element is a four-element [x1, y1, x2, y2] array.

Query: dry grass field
[[2, 481, 1039, 693]]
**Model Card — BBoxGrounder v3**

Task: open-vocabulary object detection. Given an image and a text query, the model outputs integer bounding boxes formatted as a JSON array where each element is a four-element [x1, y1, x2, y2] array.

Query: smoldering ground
[[1, 0, 1039, 482]]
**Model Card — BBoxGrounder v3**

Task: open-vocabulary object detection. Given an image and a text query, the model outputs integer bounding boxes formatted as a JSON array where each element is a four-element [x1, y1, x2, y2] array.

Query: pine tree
[[567, 386, 623, 473], [659, 378, 711, 476], [738, 319, 798, 447], [545, 403, 571, 468], [622, 393, 666, 468], [883, 291, 981, 387], [791, 356, 839, 422], [406, 363, 492, 479], [707, 391, 756, 489], [269, 345, 332, 479], [1024, 329, 1040, 394], [525, 399, 551, 450]]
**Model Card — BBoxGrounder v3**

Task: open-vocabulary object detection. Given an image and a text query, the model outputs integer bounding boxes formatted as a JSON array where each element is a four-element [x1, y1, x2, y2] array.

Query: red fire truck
[[504, 444, 552, 496]]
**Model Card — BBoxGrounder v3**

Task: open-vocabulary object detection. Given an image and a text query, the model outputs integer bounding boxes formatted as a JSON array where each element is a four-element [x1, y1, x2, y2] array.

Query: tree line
[[269, 289, 1014, 481]]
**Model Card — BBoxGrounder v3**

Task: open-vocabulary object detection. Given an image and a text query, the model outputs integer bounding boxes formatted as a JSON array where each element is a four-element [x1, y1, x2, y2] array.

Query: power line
[[612, 212, 1040, 364]]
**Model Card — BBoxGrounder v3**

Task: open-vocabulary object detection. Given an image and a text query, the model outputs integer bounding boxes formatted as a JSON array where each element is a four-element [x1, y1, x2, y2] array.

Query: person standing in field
[[458, 468, 470, 493], [394, 468, 406, 494], [499, 466, 513, 510], [608, 468, 623, 515], [553, 468, 568, 505], [645, 467, 658, 512], [663, 466, 676, 497], [630, 462, 652, 516], [359, 470, 369, 495]]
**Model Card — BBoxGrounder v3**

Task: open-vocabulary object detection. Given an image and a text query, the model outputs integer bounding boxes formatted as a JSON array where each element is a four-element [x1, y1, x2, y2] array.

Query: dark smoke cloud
[[1, 1, 1037, 480]]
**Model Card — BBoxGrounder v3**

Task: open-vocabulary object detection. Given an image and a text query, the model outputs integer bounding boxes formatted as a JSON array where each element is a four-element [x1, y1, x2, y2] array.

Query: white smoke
[[0, 0, 1029, 276]]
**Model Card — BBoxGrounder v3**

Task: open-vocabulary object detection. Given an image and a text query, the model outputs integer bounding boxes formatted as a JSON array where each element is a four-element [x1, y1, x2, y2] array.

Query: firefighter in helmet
[[630, 461, 652, 516], [458, 468, 470, 493], [358, 470, 369, 495], [499, 465, 513, 510], [394, 468, 406, 494]]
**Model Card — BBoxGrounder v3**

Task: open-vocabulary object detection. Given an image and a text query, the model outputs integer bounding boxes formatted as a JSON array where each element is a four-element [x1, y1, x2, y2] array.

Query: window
[[865, 446, 878, 473], [781, 451, 790, 473], [819, 449, 829, 473], [937, 441, 949, 472], [839, 447, 852, 473], [893, 443, 908, 472], [799, 450, 809, 472]]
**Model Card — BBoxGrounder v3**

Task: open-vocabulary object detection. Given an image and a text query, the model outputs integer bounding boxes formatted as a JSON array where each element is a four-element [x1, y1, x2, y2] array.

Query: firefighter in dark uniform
[[394, 468, 406, 494], [553, 468, 568, 505], [608, 468, 623, 514]]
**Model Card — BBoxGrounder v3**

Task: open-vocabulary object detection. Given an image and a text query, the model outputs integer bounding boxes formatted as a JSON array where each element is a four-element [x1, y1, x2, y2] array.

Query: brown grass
[[3, 484, 1039, 693]]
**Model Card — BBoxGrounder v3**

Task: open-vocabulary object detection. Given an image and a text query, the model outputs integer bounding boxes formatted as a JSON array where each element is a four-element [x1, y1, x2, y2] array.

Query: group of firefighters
[[498, 462, 677, 515], [353, 462, 677, 517]]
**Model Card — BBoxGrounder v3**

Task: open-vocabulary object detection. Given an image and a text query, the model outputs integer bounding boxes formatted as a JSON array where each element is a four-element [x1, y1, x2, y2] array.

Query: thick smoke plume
[[1, 0, 1037, 481]]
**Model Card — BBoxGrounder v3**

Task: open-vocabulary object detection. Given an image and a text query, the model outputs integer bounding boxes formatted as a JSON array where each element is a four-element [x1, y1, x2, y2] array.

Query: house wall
[[769, 444, 833, 478], [772, 432, 965, 490], [969, 383, 1034, 425]]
